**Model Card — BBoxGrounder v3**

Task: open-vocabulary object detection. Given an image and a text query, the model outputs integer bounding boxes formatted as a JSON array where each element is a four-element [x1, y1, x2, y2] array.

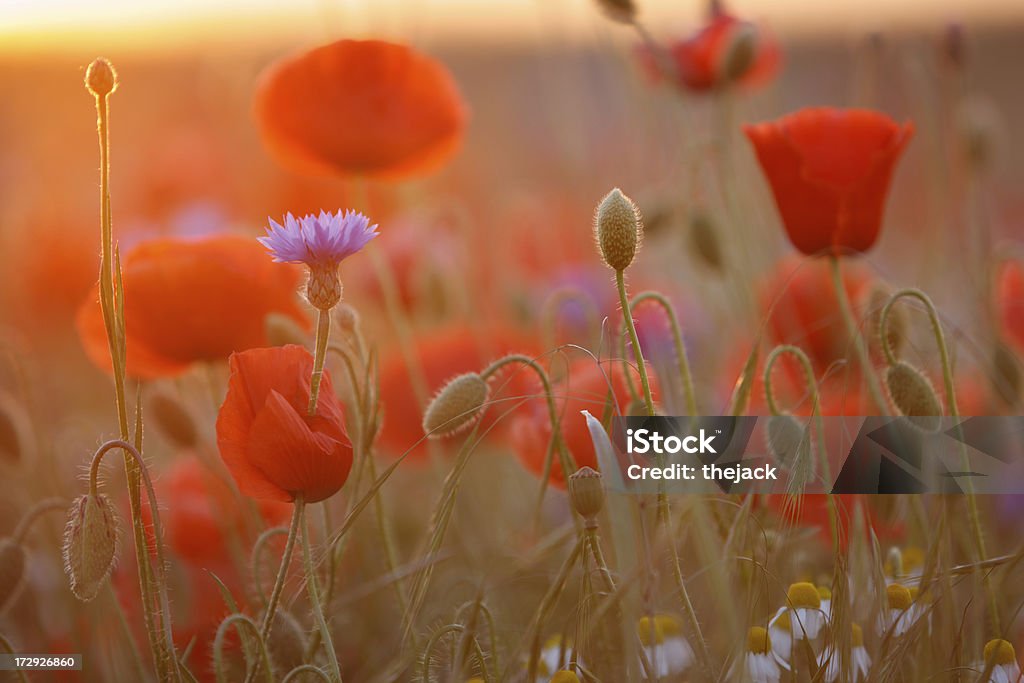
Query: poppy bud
[[265, 313, 309, 347], [568, 466, 605, 520], [688, 211, 723, 271], [147, 389, 199, 450], [0, 538, 26, 613], [594, 188, 642, 272], [85, 58, 117, 97], [306, 264, 343, 311], [422, 372, 490, 438], [885, 361, 942, 432], [594, 0, 636, 24], [62, 493, 119, 601], [717, 21, 757, 83], [991, 342, 1020, 407]]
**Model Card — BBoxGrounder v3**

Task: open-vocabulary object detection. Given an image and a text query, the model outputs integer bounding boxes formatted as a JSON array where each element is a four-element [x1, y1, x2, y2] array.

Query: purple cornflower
[[259, 210, 378, 268]]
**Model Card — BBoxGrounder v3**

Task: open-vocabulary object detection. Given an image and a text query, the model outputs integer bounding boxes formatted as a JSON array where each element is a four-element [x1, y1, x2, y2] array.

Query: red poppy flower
[[254, 39, 468, 180], [377, 323, 540, 459], [760, 256, 873, 374], [76, 234, 308, 379], [744, 108, 914, 255], [636, 13, 781, 93], [216, 345, 352, 503], [998, 260, 1024, 352], [512, 359, 658, 488]]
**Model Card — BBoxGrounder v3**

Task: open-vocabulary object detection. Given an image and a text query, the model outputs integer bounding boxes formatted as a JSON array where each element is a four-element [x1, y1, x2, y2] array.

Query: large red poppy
[[744, 108, 914, 255], [254, 39, 468, 180], [216, 345, 352, 503], [76, 234, 308, 379]]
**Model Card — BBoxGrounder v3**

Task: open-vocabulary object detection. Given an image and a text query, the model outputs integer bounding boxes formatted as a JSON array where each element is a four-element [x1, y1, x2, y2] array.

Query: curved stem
[[300, 498, 343, 682], [616, 270, 655, 415], [12, 498, 66, 544], [828, 255, 887, 413], [308, 309, 332, 415], [213, 614, 274, 683], [249, 527, 288, 609], [629, 291, 698, 415], [283, 665, 332, 683]]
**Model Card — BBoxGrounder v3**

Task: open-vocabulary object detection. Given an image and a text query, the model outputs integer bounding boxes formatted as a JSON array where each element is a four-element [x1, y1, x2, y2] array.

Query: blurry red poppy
[[217, 345, 352, 503], [377, 323, 540, 459], [254, 39, 468, 180], [744, 108, 914, 255], [512, 359, 658, 488], [76, 234, 308, 379], [760, 256, 873, 374], [998, 260, 1024, 352], [636, 13, 780, 93]]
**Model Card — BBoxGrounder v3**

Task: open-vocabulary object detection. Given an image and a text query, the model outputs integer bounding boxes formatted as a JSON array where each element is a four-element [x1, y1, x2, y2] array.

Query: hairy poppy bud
[[148, 389, 199, 450], [85, 58, 117, 97], [63, 493, 119, 601], [885, 361, 942, 432], [595, 188, 642, 272], [422, 373, 490, 438], [568, 466, 605, 520], [0, 538, 26, 613]]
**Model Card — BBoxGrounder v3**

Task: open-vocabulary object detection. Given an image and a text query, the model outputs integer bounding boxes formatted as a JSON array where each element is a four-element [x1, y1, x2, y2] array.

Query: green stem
[[616, 270, 655, 415], [300, 498, 343, 682], [213, 615, 274, 683], [629, 291, 698, 415], [308, 309, 331, 416], [828, 256, 887, 413]]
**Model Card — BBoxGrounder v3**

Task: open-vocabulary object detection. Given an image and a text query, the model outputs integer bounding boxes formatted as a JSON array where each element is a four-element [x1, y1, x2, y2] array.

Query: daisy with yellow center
[[768, 607, 793, 669], [975, 639, 1021, 683], [876, 583, 914, 636], [535, 635, 572, 681], [781, 582, 825, 639], [817, 585, 833, 620], [637, 614, 694, 678], [745, 626, 782, 683]]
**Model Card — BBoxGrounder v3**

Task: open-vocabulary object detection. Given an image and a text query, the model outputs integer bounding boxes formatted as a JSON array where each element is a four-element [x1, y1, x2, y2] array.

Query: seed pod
[[568, 466, 605, 520], [991, 342, 1020, 407], [594, 0, 636, 24], [85, 58, 118, 96], [594, 188, 642, 272], [63, 493, 119, 602], [885, 361, 942, 432], [265, 313, 308, 347], [687, 211, 723, 271], [0, 538, 26, 613], [422, 373, 490, 438], [147, 389, 199, 450]]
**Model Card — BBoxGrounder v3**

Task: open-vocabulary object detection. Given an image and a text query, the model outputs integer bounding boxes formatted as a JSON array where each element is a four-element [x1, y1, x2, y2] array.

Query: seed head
[[885, 361, 942, 432], [85, 58, 118, 97], [0, 538, 26, 613], [568, 466, 605, 520], [983, 639, 1016, 666], [422, 373, 490, 438], [747, 626, 771, 654], [594, 188, 642, 272], [147, 389, 198, 450], [787, 582, 821, 609], [63, 493, 119, 602], [886, 583, 912, 611]]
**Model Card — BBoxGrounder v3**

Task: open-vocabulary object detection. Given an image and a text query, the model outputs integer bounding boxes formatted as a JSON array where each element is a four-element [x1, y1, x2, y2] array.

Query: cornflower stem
[[880, 288, 999, 633], [828, 255, 888, 413], [616, 269, 655, 416], [299, 498, 343, 682], [89, 440, 180, 682], [629, 291, 698, 415], [247, 500, 302, 683], [308, 308, 332, 415]]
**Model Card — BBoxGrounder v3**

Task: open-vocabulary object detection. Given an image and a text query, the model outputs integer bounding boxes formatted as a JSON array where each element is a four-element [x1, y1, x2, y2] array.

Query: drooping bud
[[265, 313, 308, 347], [687, 211, 723, 271], [594, 0, 636, 24], [717, 21, 757, 83], [422, 373, 490, 438], [885, 361, 942, 432], [63, 493, 119, 602], [594, 188, 642, 272], [957, 96, 1002, 171], [991, 342, 1020, 407], [306, 264, 343, 311], [568, 466, 605, 520], [147, 389, 199, 450], [0, 538, 26, 613], [85, 58, 118, 97]]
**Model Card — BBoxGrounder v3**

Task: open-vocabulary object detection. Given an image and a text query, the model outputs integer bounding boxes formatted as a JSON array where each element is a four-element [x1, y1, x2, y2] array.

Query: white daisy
[[876, 583, 914, 637], [638, 615, 694, 678], [783, 582, 825, 639], [820, 623, 871, 682], [746, 627, 782, 683], [973, 639, 1022, 683]]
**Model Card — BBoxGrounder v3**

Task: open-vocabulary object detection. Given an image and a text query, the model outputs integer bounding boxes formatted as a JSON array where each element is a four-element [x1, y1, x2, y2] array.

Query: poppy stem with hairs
[[827, 255, 887, 413], [300, 496, 344, 681], [616, 269, 656, 416], [308, 309, 332, 415]]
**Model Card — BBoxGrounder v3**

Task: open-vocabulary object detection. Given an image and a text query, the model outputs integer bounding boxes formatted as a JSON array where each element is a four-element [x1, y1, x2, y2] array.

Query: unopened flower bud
[[595, 188, 642, 272], [0, 538, 26, 613], [688, 211, 723, 271], [147, 389, 199, 450], [718, 22, 757, 83], [306, 264, 343, 311], [568, 466, 605, 519], [261, 608, 306, 675], [85, 58, 118, 97], [63, 493, 119, 602], [885, 361, 942, 432], [765, 414, 807, 467], [422, 373, 490, 438]]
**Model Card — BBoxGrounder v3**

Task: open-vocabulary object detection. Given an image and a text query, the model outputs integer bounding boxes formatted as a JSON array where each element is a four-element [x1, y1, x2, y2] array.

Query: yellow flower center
[[903, 546, 924, 571], [550, 671, 581, 683], [638, 616, 665, 645], [984, 639, 1017, 666], [748, 627, 771, 654], [774, 610, 792, 632], [817, 585, 832, 600], [656, 614, 683, 637], [887, 584, 912, 611], [851, 623, 864, 648], [787, 582, 821, 609]]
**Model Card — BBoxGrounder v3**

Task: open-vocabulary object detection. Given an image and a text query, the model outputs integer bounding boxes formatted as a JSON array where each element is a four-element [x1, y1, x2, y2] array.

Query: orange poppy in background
[[254, 39, 468, 180], [512, 359, 658, 488], [76, 234, 308, 379], [998, 260, 1024, 352], [744, 108, 914, 256], [376, 322, 540, 460], [217, 345, 352, 503]]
